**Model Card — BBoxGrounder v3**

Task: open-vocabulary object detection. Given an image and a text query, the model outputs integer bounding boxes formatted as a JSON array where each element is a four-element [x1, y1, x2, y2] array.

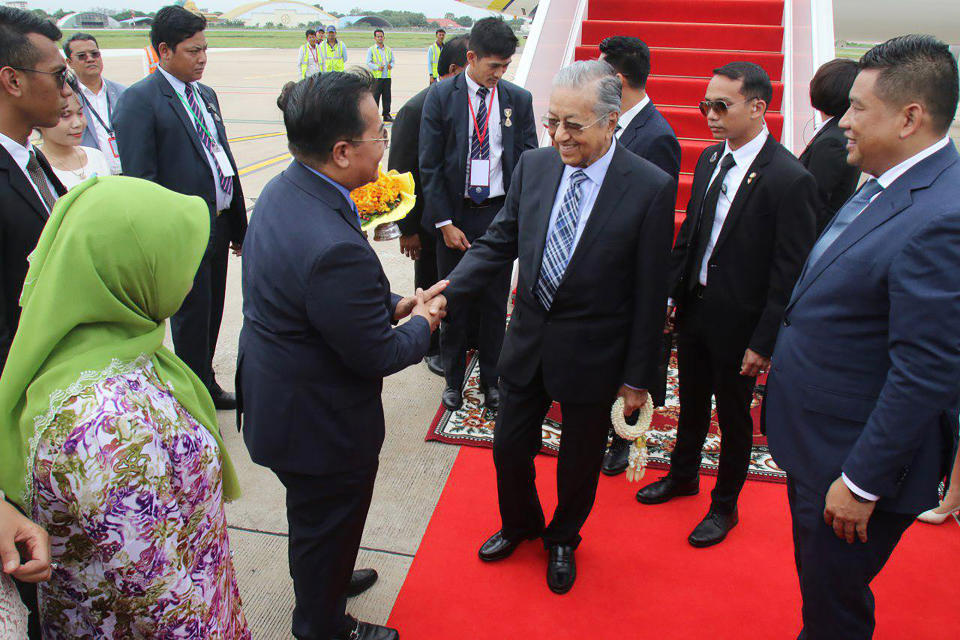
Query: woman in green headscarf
[[0, 176, 249, 638]]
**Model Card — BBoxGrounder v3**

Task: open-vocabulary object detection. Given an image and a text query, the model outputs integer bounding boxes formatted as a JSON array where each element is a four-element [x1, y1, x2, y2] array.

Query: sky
[[27, 0, 502, 19]]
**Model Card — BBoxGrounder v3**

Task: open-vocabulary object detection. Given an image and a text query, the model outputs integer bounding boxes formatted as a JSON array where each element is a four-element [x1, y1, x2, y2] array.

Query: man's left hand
[[617, 385, 649, 417], [399, 234, 421, 260], [230, 242, 242, 257], [824, 477, 876, 543], [740, 348, 770, 377]]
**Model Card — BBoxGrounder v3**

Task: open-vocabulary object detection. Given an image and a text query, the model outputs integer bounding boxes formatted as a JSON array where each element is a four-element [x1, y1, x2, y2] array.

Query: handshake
[[394, 280, 449, 332]]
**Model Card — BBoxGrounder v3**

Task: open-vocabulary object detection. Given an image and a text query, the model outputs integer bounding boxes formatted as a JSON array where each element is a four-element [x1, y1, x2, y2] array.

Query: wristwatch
[[848, 487, 873, 504]]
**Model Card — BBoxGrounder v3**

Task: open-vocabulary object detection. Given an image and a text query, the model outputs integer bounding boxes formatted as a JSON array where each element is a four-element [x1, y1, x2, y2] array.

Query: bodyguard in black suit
[[598, 35, 681, 474], [800, 58, 862, 233], [388, 35, 469, 377], [637, 63, 818, 547], [239, 73, 445, 640], [420, 18, 538, 412], [447, 61, 675, 594], [114, 6, 245, 409]]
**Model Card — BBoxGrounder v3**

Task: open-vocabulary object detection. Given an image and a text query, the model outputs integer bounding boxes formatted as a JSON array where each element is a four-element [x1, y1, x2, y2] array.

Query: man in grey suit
[[63, 32, 124, 175]]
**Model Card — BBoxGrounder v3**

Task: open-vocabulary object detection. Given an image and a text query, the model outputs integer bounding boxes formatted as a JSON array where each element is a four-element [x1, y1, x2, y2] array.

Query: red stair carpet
[[388, 447, 960, 639], [575, 0, 787, 234]]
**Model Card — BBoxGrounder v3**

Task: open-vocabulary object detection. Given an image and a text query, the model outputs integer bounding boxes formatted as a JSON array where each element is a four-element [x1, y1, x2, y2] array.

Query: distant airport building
[[221, 1, 336, 28], [338, 15, 392, 30], [427, 18, 464, 31], [56, 12, 122, 29]]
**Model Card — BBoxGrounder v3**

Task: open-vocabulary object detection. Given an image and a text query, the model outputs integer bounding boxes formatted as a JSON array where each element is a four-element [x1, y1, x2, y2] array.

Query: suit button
[[782, 317, 791, 327]]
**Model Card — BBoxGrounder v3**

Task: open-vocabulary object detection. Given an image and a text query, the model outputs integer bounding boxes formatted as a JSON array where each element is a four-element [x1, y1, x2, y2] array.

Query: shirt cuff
[[622, 384, 646, 391], [435, 220, 452, 228], [842, 473, 880, 501]]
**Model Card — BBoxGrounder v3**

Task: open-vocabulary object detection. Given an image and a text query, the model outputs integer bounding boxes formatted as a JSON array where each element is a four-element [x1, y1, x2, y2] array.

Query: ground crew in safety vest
[[297, 29, 321, 79], [427, 28, 445, 84], [320, 25, 347, 72], [366, 29, 395, 121]]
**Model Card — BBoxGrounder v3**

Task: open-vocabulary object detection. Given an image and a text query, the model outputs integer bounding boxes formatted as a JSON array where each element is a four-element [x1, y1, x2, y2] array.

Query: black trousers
[[787, 477, 914, 640], [494, 366, 614, 547], [372, 78, 392, 117], [171, 212, 230, 391], [436, 200, 510, 390], [670, 299, 756, 513], [275, 465, 379, 640], [414, 229, 440, 357]]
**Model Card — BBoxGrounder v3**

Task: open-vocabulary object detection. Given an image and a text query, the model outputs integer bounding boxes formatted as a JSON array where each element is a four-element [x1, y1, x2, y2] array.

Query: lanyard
[[79, 87, 113, 135], [175, 87, 217, 144], [308, 45, 318, 64], [467, 85, 496, 148]]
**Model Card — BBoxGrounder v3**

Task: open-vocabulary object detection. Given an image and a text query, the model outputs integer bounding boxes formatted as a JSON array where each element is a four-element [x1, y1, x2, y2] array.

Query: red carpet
[[389, 447, 960, 639]]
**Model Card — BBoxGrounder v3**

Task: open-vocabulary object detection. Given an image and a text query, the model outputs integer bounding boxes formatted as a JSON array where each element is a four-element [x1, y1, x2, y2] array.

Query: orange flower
[[351, 171, 405, 220]]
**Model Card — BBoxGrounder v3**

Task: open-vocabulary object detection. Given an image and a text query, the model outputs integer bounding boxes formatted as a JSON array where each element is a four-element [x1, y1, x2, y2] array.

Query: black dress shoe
[[635, 475, 699, 504], [601, 434, 630, 476], [347, 568, 378, 597], [424, 354, 444, 377], [441, 386, 462, 411], [546, 544, 576, 594], [688, 508, 739, 548], [478, 530, 536, 562], [480, 385, 500, 410], [209, 387, 237, 411], [335, 615, 399, 640]]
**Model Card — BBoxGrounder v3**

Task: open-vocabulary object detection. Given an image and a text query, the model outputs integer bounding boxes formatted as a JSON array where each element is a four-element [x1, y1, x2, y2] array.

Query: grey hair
[[552, 60, 622, 117]]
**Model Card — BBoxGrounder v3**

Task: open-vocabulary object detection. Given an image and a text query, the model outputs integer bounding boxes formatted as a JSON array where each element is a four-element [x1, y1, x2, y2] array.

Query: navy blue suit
[[237, 161, 430, 639], [618, 100, 681, 182], [766, 142, 960, 639]]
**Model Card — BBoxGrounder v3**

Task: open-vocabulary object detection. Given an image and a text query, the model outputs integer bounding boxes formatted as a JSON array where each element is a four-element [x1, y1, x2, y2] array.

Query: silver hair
[[552, 60, 622, 117]]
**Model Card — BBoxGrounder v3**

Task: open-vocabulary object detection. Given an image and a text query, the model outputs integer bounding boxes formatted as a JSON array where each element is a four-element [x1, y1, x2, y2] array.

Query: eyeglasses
[[541, 113, 611, 134], [73, 50, 101, 62], [9, 66, 69, 89], [698, 97, 757, 116], [349, 129, 390, 148]]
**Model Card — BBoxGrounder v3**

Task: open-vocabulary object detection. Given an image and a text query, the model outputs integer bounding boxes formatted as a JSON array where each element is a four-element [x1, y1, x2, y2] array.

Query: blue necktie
[[536, 170, 588, 310], [184, 83, 233, 197], [468, 86, 490, 204], [805, 179, 883, 268]]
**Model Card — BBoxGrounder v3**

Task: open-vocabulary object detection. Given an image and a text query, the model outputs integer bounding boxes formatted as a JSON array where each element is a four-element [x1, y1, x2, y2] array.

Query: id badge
[[107, 135, 119, 158], [469, 159, 490, 187], [213, 145, 235, 177]]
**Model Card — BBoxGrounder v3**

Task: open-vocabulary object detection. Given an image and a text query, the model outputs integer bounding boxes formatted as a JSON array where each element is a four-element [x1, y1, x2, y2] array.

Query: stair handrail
[[784, 0, 838, 154]]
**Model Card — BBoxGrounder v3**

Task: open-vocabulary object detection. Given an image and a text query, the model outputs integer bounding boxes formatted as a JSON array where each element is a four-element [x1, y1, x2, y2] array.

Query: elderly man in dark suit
[[239, 72, 446, 640], [766, 35, 960, 639], [445, 60, 675, 594], [388, 34, 469, 376], [420, 17, 538, 412], [114, 5, 245, 410], [637, 62, 818, 548]]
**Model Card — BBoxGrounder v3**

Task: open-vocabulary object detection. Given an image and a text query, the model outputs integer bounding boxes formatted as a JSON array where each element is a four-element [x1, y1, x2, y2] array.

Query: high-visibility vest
[[368, 45, 393, 79], [298, 44, 320, 79], [428, 43, 442, 79], [321, 41, 346, 72], [142, 45, 159, 76]]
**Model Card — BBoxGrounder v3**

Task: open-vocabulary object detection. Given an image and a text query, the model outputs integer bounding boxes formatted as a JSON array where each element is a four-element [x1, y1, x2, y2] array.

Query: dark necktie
[[468, 86, 490, 204], [26, 150, 56, 212], [184, 83, 234, 198], [805, 179, 884, 269], [689, 153, 737, 289]]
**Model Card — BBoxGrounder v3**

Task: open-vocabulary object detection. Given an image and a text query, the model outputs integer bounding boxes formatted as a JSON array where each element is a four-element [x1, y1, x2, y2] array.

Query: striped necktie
[[535, 170, 589, 310], [184, 83, 233, 198]]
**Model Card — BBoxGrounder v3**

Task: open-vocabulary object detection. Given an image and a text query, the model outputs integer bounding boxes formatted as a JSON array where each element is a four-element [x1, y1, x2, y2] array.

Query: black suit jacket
[[798, 117, 861, 234], [0, 146, 66, 370], [388, 84, 431, 236], [113, 70, 247, 245], [670, 136, 818, 362], [419, 73, 538, 230], [618, 101, 681, 182], [445, 144, 676, 405], [237, 161, 431, 475]]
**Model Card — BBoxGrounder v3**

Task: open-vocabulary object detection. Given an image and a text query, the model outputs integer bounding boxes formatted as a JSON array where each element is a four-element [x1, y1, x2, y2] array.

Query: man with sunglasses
[[636, 62, 818, 547], [64, 32, 124, 175]]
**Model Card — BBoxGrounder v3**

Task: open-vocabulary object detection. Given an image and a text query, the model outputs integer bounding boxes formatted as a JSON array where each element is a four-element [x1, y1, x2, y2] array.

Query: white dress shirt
[[436, 69, 507, 228], [79, 80, 122, 175], [698, 128, 769, 285], [616, 94, 650, 139], [839, 134, 953, 502], [0, 132, 58, 211], [157, 66, 233, 212], [49, 146, 112, 190]]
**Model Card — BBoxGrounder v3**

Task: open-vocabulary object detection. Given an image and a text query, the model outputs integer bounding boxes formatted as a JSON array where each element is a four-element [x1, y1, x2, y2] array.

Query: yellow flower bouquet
[[350, 167, 416, 239]]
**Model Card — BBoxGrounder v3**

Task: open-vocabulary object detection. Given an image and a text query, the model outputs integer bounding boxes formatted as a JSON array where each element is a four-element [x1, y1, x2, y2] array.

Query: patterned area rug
[[425, 349, 786, 483]]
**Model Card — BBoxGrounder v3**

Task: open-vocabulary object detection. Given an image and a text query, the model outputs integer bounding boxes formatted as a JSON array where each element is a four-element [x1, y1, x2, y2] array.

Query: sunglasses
[[698, 97, 757, 116], [74, 50, 101, 62], [10, 66, 69, 89]]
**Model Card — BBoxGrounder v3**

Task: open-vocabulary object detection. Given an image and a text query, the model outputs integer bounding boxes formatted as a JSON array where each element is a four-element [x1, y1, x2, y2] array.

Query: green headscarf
[[0, 176, 239, 508]]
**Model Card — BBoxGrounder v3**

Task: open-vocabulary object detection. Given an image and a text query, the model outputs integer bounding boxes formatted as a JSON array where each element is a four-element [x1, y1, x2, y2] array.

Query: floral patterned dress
[[30, 360, 250, 639]]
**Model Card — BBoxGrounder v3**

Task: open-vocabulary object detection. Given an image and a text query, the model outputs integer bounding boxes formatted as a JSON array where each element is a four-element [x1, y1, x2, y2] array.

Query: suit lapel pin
[[747, 172, 757, 185], [503, 107, 512, 128], [710, 151, 718, 163]]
